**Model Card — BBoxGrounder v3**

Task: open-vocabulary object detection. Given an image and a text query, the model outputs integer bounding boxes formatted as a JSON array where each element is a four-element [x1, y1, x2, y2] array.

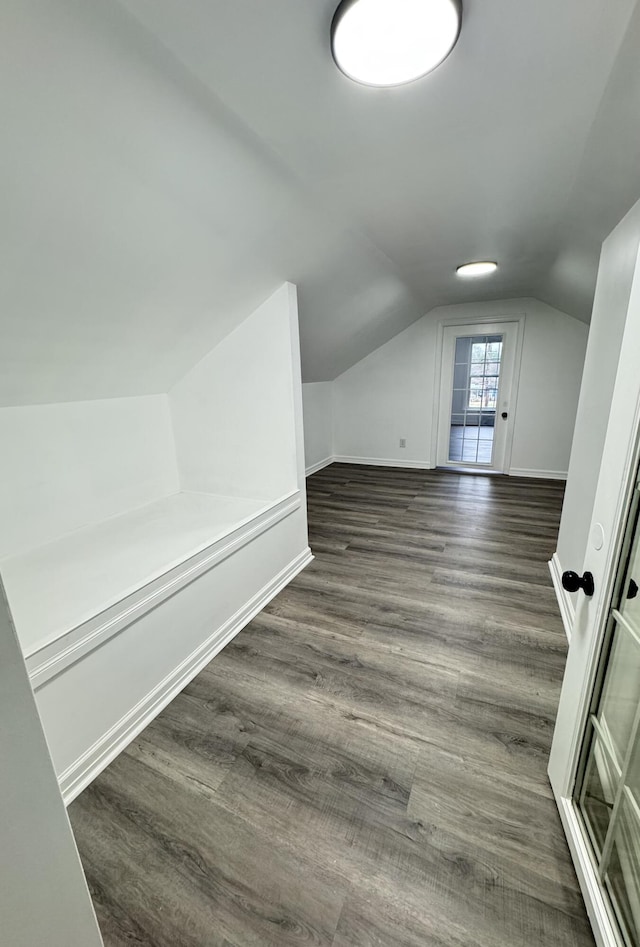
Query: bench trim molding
[[27, 491, 301, 690]]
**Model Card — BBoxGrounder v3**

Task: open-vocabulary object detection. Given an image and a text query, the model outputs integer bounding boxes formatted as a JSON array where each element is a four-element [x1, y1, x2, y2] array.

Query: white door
[[549, 245, 640, 947], [436, 320, 521, 473]]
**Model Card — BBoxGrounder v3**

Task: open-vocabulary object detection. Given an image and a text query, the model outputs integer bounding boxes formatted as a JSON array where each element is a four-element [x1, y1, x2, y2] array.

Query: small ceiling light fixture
[[456, 261, 498, 278], [331, 0, 462, 88]]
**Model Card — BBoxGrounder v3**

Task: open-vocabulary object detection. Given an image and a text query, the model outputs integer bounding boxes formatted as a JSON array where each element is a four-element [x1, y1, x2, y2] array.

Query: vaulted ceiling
[[2, 0, 640, 405]]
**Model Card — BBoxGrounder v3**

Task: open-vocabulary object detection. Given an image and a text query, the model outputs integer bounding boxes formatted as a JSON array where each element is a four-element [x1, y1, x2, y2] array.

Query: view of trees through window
[[468, 339, 502, 410]]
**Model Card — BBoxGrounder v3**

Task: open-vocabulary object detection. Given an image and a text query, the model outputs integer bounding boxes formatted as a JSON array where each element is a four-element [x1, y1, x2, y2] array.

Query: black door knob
[[501, 412, 508, 419], [562, 570, 595, 597], [628, 579, 639, 601]]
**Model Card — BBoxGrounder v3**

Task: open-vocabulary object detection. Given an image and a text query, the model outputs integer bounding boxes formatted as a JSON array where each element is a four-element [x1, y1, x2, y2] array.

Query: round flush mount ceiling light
[[456, 261, 498, 278], [331, 0, 462, 88]]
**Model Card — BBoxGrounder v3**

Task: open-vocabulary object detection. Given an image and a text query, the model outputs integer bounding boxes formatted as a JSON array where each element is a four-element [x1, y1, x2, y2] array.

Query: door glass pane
[[448, 334, 503, 466], [581, 729, 620, 854], [471, 341, 487, 364], [605, 793, 640, 947], [620, 528, 640, 635], [578, 619, 640, 855], [600, 622, 640, 765], [623, 722, 640, 820]]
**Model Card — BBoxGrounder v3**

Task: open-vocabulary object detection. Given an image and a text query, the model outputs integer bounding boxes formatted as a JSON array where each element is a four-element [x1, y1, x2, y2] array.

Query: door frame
[[549, 243, 640, 947], [431, 312, 525, 473]]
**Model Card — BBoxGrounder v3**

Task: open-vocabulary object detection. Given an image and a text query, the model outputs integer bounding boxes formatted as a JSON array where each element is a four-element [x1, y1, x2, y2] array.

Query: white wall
[[333, 319, 432, 468], [0, 395, 178, 558], [556, 198, 640, 587], [170, 285, 299, 501], [0, 284, 305, 562], [509, 304, 588, 476], [302, 382, 333, 473], [332, 298, 588, 477], [0, 579, 103, 946]]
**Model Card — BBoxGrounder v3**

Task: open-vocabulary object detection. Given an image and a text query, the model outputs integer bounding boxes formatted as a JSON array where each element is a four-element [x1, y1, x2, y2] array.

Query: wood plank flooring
[[69, 464, 595, 947]]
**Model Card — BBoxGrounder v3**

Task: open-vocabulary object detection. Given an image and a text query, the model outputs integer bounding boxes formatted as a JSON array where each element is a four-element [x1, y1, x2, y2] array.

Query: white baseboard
[[59, 546, 313, 805], [307, 459, 566, 478], [549, 552, 575, 642], [556, 794, 619, 947], [510, 467, 568, 480], [305, 456, 335, 476], [332, 454, 433, 470]]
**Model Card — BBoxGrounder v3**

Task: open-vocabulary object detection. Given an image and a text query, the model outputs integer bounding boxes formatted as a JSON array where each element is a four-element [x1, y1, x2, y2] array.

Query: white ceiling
[[2, 0, 640, 405]]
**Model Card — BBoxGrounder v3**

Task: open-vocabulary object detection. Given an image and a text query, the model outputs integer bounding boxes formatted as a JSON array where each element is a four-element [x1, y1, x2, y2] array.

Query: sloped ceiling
[[1, 0, 640, 405]]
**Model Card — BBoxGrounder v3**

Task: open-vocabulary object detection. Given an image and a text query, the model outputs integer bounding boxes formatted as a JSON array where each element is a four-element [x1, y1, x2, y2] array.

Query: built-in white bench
[[0, 283, 311, 802], [2, 489, 299, 688]]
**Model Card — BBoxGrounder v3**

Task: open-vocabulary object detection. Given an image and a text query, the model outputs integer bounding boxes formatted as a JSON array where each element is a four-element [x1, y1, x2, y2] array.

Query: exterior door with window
[[436, 321, 521, 473]]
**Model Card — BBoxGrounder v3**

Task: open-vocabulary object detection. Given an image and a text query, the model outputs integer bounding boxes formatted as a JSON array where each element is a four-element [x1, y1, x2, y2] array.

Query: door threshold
[[437, 465, 506, 476]]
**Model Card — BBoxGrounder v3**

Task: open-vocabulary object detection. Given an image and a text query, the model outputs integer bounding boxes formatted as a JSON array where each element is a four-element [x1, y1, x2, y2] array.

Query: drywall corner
[[168, 284, 301, 501]]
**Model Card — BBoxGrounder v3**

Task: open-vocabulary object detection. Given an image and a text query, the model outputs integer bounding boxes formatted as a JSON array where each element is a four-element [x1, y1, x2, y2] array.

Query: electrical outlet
[[399, 438, 407, 448]]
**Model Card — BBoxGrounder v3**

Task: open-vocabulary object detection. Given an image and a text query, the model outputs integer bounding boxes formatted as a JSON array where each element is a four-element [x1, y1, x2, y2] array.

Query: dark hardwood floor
[[69, 464, 595, 947]]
